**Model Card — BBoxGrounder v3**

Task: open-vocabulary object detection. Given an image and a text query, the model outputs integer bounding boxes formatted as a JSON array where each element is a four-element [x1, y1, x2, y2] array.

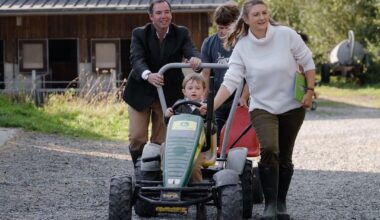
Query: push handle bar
[[157, 63, 228, 113]]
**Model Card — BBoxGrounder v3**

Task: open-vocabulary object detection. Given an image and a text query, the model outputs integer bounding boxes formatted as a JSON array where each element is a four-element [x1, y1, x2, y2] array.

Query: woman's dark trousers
[[250, 107, 305, 220]]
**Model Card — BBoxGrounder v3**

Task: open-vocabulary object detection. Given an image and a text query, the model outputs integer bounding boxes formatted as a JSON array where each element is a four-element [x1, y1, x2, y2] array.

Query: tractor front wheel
[[109, 175, 133, 220]]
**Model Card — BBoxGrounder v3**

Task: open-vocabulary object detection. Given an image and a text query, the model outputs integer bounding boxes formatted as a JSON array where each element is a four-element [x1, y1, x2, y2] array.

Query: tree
[[231, 0, 379, 77], [266, 0, 379, 63]]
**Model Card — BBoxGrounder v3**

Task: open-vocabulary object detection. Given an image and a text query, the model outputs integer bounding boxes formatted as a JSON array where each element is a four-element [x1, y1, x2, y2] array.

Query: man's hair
[[182, 73, 206, 89], [214, 1, 240, 26], [148, 0, 172, 14]]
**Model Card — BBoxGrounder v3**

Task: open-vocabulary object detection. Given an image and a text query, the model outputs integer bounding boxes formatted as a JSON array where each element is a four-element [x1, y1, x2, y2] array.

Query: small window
[[19, 39, 48, 73], [91, 40, 119, 74]]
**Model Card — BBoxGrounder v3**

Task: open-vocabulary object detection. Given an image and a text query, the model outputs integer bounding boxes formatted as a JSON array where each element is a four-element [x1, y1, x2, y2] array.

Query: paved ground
[[0, 127, 18, 147], [1, 99, 379, 219], [0, 127, 17, 146]]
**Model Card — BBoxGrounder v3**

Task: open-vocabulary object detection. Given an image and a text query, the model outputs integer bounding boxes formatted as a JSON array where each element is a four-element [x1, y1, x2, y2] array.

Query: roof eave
[[0, 5, 217, 16]]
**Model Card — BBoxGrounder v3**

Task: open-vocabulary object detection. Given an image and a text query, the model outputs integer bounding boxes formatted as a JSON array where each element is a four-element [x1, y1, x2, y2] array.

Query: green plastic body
[[163, 114, 205, 188]]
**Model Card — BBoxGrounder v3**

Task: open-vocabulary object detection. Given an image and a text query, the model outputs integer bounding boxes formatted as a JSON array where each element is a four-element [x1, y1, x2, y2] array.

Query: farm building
[[0, 0, 228, 92]]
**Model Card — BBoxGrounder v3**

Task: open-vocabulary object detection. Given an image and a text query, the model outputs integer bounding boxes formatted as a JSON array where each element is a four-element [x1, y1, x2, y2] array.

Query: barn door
[[120, 39, 131, 82], [48, 39, 78, 88], [0, 40, 4, 89]]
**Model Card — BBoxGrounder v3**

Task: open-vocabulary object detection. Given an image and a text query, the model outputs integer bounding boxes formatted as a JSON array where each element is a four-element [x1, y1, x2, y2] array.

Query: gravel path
[[1, 99, 379, 219]]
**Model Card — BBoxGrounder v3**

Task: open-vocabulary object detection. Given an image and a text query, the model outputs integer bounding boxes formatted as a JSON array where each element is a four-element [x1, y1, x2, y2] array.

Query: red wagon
[[218, 106, 260, 157]]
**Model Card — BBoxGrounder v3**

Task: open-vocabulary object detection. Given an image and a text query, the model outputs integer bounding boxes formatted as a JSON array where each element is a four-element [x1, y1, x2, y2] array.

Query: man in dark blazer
[[123, 0, 202, 166]]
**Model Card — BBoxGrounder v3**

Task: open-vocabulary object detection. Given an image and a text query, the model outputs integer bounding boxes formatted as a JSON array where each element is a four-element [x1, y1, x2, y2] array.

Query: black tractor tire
[[240, 160, 254, 218], [108, 175, 133, 220], [321, 63, 330, 84], [217, 184, 243, 220], [133, 160, 158, 217], [134, 198, 156, 218], [196, 203, 207, 220], [358, 74, 366, 85], [252, 166, 264, 204], [311, 100, 317, 111]]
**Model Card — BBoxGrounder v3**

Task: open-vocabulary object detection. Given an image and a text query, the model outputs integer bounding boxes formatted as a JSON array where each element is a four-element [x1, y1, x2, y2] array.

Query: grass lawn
[[0, 93, 129, 141], [1, 81, 379, 141], [316, 82, 380, 109]]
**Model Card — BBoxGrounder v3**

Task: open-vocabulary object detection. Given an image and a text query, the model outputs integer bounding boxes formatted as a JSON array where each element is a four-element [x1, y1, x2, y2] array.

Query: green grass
[[1, 80, 380, 141], [0, 93, 129, 141], [316, 82, 380, 108]]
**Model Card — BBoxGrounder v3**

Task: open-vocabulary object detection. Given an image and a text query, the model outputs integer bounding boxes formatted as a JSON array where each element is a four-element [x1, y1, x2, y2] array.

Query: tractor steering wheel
[[171, 100, 202, 115]]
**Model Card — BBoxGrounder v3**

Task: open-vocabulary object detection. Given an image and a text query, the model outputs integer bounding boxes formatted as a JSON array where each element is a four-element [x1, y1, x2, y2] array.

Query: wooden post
[[31, 70, 39, 106], [111, 69, 116, 90]]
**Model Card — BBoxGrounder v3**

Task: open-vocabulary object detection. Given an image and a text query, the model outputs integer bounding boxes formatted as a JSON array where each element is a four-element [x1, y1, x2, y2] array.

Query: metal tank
[[321, 30, 369, 84]]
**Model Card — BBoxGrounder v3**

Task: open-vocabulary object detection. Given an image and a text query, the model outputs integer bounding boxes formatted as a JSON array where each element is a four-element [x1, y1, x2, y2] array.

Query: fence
[[0, 70, 125, 106]]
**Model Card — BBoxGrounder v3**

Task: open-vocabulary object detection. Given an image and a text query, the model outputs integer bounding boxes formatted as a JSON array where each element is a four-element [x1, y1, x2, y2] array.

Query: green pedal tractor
[[109, 63, 262, 219]]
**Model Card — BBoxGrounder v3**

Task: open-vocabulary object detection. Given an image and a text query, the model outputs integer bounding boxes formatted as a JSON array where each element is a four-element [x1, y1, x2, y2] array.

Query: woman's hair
[[182, 73, 206, 89], [224, 0, 277, 49]]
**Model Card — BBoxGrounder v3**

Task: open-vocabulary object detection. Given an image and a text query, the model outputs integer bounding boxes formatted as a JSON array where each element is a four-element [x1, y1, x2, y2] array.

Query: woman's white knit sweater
[[223, 24, 315, 114]]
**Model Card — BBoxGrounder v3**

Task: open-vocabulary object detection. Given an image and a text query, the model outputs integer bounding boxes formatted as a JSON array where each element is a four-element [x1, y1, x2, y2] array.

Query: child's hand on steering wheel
[[165, 107, 174, 117], [200, 103, 207, 115], [199, 106, 207, 116]]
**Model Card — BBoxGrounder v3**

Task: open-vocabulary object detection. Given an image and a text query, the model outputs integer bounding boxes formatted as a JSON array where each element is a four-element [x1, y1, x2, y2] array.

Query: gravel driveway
[[1, 99, 379, 220]]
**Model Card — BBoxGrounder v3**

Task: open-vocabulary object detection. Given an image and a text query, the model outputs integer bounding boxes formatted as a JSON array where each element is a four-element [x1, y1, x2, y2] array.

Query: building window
[[91, 40, 119, 74], [19, 39, 48, 73]]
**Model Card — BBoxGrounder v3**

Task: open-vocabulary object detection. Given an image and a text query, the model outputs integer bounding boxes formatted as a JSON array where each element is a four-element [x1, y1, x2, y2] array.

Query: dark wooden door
[[0, 40, 4, 89], [120, 39, 131, 82], [48, 39, 78, 88]]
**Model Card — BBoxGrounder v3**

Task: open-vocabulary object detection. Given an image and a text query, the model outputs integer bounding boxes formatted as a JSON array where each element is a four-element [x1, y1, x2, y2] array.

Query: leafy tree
[[231, 0, 379, 79], [267, 0, 378, 62]]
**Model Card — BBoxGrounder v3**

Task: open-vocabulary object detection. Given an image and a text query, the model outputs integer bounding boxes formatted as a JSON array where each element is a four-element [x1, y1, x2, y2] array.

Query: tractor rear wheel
[[252, 166, 264, 204], [240, 160, 254, 218], [133, 160, 158, 217], [196, 203, 207, 220], [217, 184, 243, 219]]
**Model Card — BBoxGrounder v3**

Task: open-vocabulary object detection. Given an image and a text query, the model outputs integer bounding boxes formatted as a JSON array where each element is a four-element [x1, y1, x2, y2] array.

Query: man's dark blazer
[[123, 23, 200, 111]]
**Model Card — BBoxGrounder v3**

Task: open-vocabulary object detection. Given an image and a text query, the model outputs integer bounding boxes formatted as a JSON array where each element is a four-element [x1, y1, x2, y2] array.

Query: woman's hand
[[239, 97, 249, 108], [302, 90, 314, 108], [239, 83, 250, 108]]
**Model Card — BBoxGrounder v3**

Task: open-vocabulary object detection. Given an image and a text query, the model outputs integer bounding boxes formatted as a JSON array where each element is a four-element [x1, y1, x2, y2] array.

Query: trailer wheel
[[108, 175, 133, 220], [358, 74, 366, 85], [311, 100, 317, 111], [321, 63, 330, 84]]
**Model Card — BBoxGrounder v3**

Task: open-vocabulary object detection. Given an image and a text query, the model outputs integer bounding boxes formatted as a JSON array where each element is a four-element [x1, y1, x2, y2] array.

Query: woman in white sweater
[[213, 0, 316, 219]]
